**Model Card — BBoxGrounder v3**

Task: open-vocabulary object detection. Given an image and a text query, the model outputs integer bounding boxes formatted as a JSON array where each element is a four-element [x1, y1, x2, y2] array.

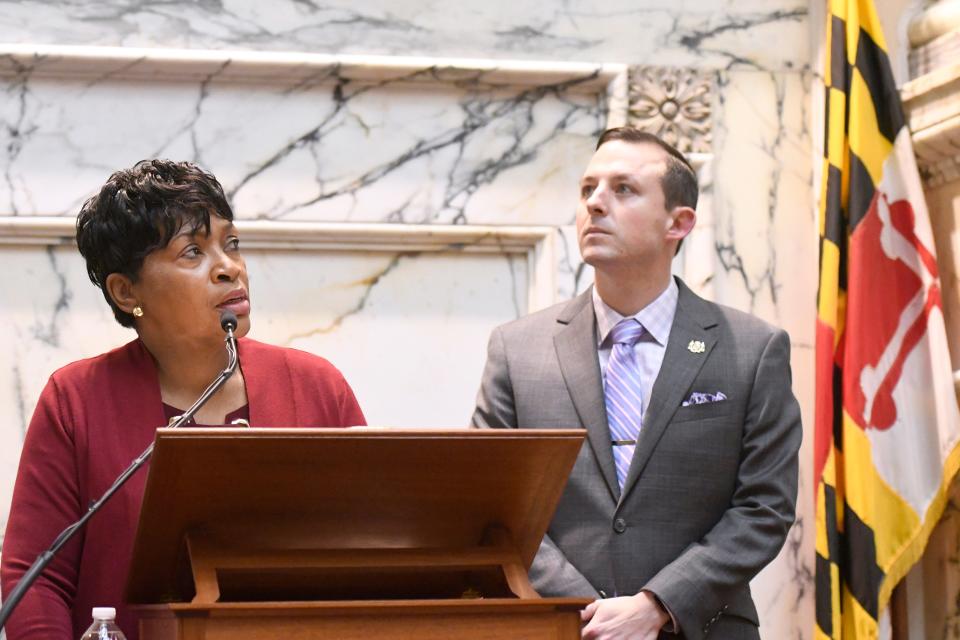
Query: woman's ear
[[105, 273, 138, 315]]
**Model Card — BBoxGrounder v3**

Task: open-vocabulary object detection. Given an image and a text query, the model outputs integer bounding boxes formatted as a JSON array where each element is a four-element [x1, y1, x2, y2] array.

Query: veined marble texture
[[712, 68, 815, 330], [711, 68, 817, 640], [0, 23, 819, 637], [0, 50, 606, 225], [555, 225, 592, 301], [0, 0, 809, 72], [0, 239, 532, 549]]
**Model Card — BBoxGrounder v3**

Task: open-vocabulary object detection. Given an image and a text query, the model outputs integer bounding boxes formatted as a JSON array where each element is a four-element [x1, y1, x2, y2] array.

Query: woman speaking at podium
[[0, 160, 367, 640]]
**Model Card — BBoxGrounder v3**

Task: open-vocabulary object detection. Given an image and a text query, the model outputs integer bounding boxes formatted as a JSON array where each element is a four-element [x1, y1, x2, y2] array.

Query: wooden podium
[[126, 427, 589, 639]]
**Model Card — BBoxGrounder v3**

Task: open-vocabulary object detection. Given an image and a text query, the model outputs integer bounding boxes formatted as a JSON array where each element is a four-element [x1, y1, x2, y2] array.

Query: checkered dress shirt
[[593, 278, 679, 416]]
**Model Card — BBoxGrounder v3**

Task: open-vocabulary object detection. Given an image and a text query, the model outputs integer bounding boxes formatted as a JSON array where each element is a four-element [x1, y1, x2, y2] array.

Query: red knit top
[[1, 338, 366, 640]]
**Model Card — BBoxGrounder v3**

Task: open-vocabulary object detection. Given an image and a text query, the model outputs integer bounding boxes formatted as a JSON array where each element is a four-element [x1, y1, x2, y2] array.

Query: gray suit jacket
[[471, 279, 802, 639]]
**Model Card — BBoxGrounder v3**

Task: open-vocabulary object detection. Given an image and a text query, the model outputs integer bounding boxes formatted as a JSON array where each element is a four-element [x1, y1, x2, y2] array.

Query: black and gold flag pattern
[[815, 1, 960, 638]]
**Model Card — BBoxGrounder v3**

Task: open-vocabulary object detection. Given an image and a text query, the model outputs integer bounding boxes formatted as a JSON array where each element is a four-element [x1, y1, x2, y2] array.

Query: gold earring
[[132, 305, 144, 318]]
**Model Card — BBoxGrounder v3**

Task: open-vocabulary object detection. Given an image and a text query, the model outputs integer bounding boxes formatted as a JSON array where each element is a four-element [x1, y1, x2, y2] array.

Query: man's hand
[[580, 591, 670, 640]]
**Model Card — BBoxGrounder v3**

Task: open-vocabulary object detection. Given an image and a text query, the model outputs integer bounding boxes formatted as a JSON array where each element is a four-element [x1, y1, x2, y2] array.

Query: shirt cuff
[[641, 589, 678, 634]]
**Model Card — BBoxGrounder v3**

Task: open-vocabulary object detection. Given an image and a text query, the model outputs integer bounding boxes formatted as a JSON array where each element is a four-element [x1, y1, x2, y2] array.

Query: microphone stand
[[0, 312, 240, 632]]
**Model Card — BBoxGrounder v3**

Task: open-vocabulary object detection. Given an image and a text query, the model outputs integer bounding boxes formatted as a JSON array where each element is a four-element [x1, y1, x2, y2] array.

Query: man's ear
[[105, 273, 138, 315], [666, 206, 696, 241]]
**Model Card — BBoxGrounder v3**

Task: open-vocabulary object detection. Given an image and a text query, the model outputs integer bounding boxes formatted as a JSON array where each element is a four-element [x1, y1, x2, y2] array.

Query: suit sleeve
[[471, 326, 601, 599], [470, 326, 517, 430], [643, 329, 802, 640], [0, 377, 81, 640], [529, 533, 601, 598]]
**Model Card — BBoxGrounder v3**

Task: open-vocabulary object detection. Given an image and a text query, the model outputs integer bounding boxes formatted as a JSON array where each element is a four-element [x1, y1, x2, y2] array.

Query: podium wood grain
[[138, 599, 586, 639], [126, 428, 589, 639]]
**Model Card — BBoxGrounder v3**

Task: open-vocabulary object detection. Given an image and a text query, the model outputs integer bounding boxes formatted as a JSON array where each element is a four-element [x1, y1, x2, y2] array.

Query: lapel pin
[[687, 340, 706, 354]]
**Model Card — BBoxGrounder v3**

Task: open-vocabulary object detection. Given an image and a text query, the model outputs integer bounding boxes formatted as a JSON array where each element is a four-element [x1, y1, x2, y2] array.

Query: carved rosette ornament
[[627, 66, 713, 154]]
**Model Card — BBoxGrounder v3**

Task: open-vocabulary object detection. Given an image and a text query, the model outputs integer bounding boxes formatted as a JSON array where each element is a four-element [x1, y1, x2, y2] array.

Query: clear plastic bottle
[[79, 606, 127, 640]]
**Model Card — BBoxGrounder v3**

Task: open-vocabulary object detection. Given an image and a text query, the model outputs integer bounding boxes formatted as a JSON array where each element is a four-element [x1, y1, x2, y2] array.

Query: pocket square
[[681, 391, 727, 407]]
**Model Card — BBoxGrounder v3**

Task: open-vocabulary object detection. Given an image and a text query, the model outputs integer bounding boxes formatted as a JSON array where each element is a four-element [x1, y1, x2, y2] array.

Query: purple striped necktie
[[604, 318, 645, 491]]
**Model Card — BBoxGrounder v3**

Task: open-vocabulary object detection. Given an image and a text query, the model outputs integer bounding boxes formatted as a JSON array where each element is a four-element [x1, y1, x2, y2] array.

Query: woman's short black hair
[[76, 159, 234, 328]]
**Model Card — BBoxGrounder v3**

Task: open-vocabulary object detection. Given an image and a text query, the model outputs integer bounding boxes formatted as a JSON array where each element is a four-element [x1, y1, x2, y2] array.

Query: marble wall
[[0, 2, 817, 638]]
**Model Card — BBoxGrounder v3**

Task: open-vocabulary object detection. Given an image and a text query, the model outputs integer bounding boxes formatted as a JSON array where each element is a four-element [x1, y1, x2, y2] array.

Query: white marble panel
[[555, 225, 593, 301], [0, 7, 819, 630], [711, 68, 816, 640], [0, 0, 809, 72], [0, 50, 606, 225], [712, 69, 815, 328], [0, 244, 130, 549], [674, 153, 717, 300], [251, 249, 528, 427], [0, 238, 534, 549]]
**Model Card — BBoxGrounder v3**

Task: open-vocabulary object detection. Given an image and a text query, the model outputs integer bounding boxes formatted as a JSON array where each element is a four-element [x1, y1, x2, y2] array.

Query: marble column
[[899, 1, 960, 636]]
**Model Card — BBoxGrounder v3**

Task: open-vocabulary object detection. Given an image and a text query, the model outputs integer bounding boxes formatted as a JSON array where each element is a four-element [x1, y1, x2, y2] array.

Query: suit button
[[613, 518, 627, 533]]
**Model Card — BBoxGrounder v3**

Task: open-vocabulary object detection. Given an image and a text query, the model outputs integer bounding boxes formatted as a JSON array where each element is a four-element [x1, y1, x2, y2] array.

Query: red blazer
[[1, 338, 366, 640]]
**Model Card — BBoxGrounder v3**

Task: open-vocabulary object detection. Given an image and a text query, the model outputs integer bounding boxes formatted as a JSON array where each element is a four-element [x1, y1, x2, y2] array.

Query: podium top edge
[[134, 597, 593, 613], [155, 427, 587, 439]]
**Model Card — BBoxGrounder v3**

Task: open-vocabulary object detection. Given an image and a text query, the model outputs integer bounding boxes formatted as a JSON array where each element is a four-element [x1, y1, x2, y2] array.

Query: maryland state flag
[[815, 0, 960, 637]]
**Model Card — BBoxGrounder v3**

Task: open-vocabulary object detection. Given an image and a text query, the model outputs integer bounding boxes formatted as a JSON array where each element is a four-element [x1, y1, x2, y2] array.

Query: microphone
[[0, 315, 241, 632], [163, 312, 238, 430], [220, 310, 238, 333]]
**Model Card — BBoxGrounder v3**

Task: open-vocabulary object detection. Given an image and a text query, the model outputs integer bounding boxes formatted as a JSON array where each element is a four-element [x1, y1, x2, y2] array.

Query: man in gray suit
[[471, 127, 801, 639]]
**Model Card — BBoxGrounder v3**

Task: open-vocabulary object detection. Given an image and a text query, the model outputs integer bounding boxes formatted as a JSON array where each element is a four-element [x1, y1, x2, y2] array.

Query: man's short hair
[[596, 127, 699, 211]]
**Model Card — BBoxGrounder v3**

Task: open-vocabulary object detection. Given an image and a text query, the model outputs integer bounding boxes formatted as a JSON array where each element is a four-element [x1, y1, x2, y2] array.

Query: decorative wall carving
[[902, 62, 960, 187], [627, 66, 713, 154], [918, 151, 960, 188]]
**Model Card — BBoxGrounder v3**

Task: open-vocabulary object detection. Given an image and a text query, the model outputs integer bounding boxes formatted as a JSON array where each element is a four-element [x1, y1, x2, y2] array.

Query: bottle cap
[[92, 607, 116, 620]]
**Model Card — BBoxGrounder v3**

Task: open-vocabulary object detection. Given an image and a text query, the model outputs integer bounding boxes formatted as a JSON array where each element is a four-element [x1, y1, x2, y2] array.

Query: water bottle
[[79, 607, 127, 640]]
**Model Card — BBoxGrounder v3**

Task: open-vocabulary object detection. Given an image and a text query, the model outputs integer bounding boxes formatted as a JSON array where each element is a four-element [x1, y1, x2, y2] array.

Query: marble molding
[[0, 217, 559, 311], [902, 61, 960, 188], [909, 0, 960, 47], [0, 1, 810, 72], [909, 28, 960, 80], [0, 45, 619, 225]]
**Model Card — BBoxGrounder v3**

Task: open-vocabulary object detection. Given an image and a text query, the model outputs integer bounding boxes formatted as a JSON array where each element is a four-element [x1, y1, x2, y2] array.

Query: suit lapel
[[554, 289, 620, 502], [619, 279, 720, 503]]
